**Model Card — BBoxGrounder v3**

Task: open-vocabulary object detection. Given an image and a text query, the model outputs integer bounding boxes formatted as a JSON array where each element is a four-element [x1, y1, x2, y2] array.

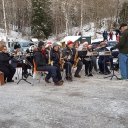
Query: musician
[[50, 43, 63, 82], [97, 42, 113, 75], [63, 41, 83, 80], [11, 44, 30, 78], [0, 45, 16, 82], [78, 42, 93, 76], [38, 37, 45, 49], [33, 44, 63, 85], [88, 45, 98, 72], [45, 42, 52, 51]]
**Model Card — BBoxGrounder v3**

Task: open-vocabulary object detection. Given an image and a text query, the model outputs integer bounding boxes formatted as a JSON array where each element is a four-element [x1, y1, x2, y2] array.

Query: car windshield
[[108, 41, 117, 46], [20, 42, 30, 47]]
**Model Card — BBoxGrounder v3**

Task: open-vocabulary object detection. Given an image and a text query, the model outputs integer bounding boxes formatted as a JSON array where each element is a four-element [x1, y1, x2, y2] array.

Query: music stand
[[104, 62, 119, 80], [17, 54, 31, 84]]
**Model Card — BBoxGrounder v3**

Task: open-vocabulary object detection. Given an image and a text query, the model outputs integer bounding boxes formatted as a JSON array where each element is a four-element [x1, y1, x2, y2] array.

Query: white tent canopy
[[60, 36, 81, 44]]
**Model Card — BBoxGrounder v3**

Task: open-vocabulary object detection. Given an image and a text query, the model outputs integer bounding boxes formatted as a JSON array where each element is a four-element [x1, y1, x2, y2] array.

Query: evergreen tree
[[31, 0, 53, 39], [119, 2, 128, 25]]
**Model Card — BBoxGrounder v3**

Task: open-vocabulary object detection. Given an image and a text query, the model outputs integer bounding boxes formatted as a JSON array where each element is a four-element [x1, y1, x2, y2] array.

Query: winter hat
[[52, 43, 58, 48], [14, 44, 20, 49], [38, 41, 45, 50], [100, 42, 106, 46], [67, 40, 74, 46], [83, 41, 88, 45], [119, 23, 127, 29], [45, 42, 52, 48], [88, 45, 92, 48]]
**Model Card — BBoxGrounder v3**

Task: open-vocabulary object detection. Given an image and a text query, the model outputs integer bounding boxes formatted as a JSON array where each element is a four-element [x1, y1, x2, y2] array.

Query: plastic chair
[[16, 66, 22, 80]]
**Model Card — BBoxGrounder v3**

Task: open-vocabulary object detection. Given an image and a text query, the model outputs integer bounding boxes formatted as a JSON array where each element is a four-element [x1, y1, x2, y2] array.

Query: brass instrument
[[59, 50, 65, 70], [48, 50, 53, 66], [73, 48, 81, 68]]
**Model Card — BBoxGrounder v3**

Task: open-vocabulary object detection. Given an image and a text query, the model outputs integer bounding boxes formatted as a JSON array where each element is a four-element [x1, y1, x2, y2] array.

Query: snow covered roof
[[60, 36, 81, 44]]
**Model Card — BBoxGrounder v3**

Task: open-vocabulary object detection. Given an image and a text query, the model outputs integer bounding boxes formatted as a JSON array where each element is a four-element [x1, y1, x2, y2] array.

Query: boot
[[45, 77, 51, 83], [74, 70, 81, 78], [66, 75, 72, 81], [54, 81, 63, 86]]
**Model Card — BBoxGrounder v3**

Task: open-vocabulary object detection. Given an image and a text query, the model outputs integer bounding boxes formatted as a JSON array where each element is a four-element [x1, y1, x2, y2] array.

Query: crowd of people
[[0, 23, 128, 85]]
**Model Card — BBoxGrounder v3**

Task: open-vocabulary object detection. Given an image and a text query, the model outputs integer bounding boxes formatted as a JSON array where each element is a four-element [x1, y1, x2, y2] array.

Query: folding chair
[[32, 60, 46, 86], [16, 66, 22, 80]]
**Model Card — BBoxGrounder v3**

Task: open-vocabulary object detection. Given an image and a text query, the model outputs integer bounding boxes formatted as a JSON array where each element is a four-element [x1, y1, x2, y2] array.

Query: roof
[[60, 36, 81, 44]]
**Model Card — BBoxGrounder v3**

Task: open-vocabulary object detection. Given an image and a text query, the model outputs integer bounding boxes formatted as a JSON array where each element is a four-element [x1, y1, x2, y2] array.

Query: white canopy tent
[[60, 36, 81, 44]]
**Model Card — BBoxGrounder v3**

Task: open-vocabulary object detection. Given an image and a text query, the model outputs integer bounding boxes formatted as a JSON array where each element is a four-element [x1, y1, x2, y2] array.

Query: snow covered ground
[[0, 70, 128, 128]]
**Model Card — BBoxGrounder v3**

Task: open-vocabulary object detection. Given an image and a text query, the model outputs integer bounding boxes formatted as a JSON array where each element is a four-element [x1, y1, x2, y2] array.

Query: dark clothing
[[0, 52, 16, 81], [98, 58, 110, 73], [63, 46, 76, 61], [11, 52, 30, 74], [38, 41, 45, 49], [103, 30, 108, 41], [97, 47, 112, 73], [63, 46, 82, 74], [50, 49, 62, 81], [33, 50, 59, 83], [33, 51, 48, 71], [113, 29, 128, 54], [64, 62, 72, 77], [0, 65, 15, 82], [78, 50, 92, 75], [91, 56, 97, 71], [0, 52, 12, 67], [50, 49, 60, 64]]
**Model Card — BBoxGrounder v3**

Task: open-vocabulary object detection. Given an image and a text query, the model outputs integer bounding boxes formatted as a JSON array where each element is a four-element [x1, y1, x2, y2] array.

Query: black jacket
[[0, 52, 12, 67], [50, 49, 60, 65], [33, 50, 48, 71], [78, 50, 87, 61], [62, 46, 76, 61], [114, 29, 128, 54]]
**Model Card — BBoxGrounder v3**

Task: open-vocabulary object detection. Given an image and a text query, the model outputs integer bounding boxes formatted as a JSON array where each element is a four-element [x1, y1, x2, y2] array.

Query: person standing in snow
[[109, 30, 113, 40], [103, 30, 108, 41]]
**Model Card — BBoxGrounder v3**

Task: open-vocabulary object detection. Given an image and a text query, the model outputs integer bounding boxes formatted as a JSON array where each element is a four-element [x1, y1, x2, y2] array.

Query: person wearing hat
[[111, 23, 128, 79], [50, 43, 63, 83], [11, 44, 30, 78], [33, 44, 63, 85], [62, 40, 83, 81], [38, 37, 45, 50], [97, 42, 112, 75], [45, 42, 52, 51]]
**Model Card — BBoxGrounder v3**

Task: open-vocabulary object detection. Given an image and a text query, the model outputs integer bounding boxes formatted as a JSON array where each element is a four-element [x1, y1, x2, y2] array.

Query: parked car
[[91, 41, 102, 49], [10, 41, 34, 52], [106, 41, 119, 58]]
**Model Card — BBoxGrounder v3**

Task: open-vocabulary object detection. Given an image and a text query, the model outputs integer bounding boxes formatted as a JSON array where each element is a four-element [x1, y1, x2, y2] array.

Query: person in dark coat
[[0, 45, 16, 82], [33, 45, 63, 86], [111, 23, 128, 79], [103, 30, 108, 41], [11, 44, 30, 78], [78, 43, 93, 76], [97, 42, 112, 75], [50, 43, 63, 82], [62, 41, 83, 81]]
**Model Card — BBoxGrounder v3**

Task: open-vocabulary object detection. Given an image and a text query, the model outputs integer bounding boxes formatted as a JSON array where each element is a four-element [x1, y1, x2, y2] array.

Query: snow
[[60, 36, 81, 44]]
